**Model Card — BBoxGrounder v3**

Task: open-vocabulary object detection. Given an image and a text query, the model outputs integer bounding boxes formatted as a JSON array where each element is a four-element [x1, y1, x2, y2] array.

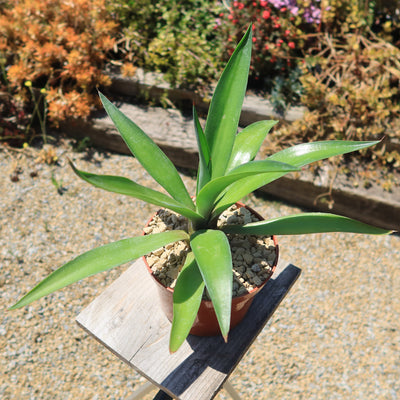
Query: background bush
[[217, 1, 400, 174], [277, 33, 400, 142], [1, 0, 399, 175], [219, 0, 321, 113], [0, 0, 117, 143], [111, 0, 225, 89]]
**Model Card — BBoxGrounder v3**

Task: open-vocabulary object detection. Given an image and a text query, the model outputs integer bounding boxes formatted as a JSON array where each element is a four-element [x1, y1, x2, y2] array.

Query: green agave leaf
[[204, 25, 252, 179], [193, 106, 211, 196], [190, 230, 232, 341], [196, 160, 299, 218], [226, 120, 278, 172], [267, 140, 380, 167], [69, 161, 205, 224], [213, 140, 380, 218], [99, 92, 194, 210], [221, 213, 392, 235], [170, 252, 205, 353], [10, 230, 189, 310]]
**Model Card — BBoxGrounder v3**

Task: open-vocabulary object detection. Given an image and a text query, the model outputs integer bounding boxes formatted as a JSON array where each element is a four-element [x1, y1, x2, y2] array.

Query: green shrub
[[111, 0, 225, 89]]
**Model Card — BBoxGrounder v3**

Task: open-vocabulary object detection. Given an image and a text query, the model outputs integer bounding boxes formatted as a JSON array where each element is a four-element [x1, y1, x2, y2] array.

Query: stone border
[[59, 96, 399, 231], [108, 69, 306, 125], [59, 70, 399, 231], [109, 69, 400, 153]]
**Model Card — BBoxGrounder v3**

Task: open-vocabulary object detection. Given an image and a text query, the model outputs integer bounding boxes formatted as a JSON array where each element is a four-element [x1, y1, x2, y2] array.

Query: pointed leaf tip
[[204, 24, 253, 179], [98, 91, 194, 210]]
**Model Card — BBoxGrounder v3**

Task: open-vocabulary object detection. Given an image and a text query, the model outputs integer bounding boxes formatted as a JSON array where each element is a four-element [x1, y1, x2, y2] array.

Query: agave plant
[[11, 26, 391, 352]]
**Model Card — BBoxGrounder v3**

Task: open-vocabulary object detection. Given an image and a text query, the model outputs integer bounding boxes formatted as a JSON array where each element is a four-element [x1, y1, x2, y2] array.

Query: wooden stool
[[76, 259, 301, 400]]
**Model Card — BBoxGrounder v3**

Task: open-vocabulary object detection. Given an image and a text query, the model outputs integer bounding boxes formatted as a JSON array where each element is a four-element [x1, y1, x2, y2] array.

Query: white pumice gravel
[[144, 205, 276, 295], [1, 139, 399, 400]]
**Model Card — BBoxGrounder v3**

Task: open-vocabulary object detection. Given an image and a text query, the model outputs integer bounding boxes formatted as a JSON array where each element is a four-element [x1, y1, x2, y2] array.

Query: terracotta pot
[[143, 203, 279, 336]]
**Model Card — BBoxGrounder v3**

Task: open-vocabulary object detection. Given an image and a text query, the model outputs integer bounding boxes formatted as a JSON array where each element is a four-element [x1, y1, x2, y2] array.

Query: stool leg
[[125, 379, 241, 400], [223, 380, 242, 400], [125, 380, 156, 400]]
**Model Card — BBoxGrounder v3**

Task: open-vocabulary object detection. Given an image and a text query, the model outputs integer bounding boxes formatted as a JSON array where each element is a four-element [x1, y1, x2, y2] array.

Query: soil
[[143, 204, 276, 298]]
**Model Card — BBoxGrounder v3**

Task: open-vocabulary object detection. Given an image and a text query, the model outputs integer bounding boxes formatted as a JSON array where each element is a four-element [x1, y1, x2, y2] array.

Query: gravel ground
[[1, 139, 399, 400]]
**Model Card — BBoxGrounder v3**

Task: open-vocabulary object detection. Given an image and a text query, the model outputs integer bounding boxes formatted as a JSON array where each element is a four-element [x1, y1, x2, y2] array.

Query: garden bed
[[58, 79, 400, 231]]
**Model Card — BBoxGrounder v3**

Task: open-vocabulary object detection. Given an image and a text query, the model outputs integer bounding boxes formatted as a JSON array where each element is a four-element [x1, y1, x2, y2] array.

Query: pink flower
[[262, 10, 271, 19], [288, 41, 295, 49]]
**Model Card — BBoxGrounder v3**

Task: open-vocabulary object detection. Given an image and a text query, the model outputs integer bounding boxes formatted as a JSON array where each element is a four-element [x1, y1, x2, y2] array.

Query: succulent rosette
[[11, 26, 392, 352]]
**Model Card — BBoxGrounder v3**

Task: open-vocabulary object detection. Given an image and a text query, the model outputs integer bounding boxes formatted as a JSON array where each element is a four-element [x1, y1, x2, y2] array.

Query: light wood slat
[[76, 258, 300, 400]]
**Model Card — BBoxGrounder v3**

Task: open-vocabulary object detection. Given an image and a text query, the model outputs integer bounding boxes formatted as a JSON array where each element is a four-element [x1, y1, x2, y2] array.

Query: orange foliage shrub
[[0, 0, 118, 125]]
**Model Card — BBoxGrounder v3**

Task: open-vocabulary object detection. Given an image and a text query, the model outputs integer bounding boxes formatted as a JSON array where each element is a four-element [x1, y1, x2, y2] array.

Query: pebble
[[243, 253, 253, 264], [252, 276, 262, 286], [251, 264, 261, 273], [145, 205, 278, 297]]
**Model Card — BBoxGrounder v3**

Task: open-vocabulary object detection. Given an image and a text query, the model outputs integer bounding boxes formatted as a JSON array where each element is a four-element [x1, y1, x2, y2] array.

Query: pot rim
[[142, 202, 279, 302]]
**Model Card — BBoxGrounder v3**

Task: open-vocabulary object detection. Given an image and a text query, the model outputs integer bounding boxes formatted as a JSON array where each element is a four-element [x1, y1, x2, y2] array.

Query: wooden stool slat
[[76, 259, 300, 400], [152, 391, 174, 400]]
